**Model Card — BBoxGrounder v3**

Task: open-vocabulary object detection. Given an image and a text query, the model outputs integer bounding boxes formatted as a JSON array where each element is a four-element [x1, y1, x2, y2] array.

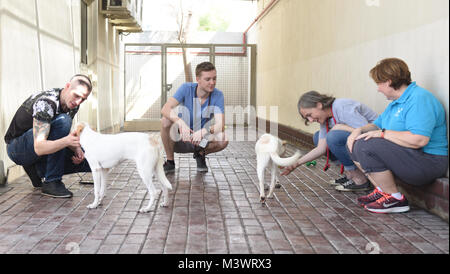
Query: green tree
[[198, 12, 229, 32]]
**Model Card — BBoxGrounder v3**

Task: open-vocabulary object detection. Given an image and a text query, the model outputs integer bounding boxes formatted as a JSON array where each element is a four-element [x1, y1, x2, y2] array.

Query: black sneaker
[[163, 161, 175, 174], [335, 180, 372, 192], [23, 164, 42, 188], [328, 176, 348, 186], [41, 180, 73, 198], [193, 151, 208, 172]]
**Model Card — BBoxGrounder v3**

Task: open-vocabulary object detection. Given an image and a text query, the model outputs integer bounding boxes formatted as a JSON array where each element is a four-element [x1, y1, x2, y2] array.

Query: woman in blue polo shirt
[[347, 58, 448, 214]]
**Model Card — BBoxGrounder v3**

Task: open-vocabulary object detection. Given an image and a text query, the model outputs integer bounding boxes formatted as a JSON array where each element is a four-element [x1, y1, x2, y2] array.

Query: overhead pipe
[[242, 0, 279, 52]]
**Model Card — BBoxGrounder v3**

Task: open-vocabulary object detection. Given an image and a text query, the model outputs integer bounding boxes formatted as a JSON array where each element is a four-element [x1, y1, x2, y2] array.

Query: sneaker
[[193, 151, 208, 172], [41, 180, 73, 198], [335, 180, 372, 192], [328, 176, 349, 186], [163, 161, 175, 174], [23, 164, 42, 188], [364, 193, 410, 213], [357, 188, 383, 207]]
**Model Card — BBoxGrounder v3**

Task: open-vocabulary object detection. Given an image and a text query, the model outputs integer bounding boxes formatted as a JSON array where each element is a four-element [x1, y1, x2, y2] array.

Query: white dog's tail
[[156, 153, 172, 190], [270, 150, 301, 167]]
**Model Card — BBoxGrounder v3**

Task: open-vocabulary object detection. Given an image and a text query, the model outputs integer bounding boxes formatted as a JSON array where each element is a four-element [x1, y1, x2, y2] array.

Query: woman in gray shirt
[[281, 91, 378, 191]]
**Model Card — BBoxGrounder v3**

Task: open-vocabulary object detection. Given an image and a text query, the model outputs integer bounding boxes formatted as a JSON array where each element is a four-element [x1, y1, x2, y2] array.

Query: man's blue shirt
[[173, 82, 225, 131], [373, 82, 448, 155]]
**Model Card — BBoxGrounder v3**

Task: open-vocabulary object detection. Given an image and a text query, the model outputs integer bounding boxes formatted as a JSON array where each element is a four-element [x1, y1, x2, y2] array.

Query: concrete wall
[[255, 0, 449, 138], [86, 1, 122, 133], [0, 0, 123, 183]]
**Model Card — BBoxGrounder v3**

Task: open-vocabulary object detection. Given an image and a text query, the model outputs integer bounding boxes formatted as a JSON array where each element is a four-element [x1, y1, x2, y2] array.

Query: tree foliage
[[198, 11, 229, 32]]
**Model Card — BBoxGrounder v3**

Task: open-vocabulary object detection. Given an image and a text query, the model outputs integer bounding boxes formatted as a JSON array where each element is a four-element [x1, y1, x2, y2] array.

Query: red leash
[[324, 106, 344, 174]]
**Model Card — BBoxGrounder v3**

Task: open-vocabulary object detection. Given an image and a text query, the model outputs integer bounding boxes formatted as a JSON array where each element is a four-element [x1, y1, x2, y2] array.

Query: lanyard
[[325, 107, 337, 132], [193, 91, 212, 128], [324, 106, 344, 174]]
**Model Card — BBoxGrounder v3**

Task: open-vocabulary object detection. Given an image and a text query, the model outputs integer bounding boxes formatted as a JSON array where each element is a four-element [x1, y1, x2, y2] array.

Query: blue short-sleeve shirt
[[173, 82, 225, 131], [373, 82, 448, 156]]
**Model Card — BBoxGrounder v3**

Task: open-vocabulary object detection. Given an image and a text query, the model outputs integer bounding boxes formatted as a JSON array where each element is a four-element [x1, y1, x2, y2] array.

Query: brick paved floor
[[0, 129, 448, 254]]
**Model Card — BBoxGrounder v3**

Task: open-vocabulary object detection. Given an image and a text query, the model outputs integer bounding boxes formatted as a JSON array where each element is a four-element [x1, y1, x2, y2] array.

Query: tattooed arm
[[33, 118, 80, 156]]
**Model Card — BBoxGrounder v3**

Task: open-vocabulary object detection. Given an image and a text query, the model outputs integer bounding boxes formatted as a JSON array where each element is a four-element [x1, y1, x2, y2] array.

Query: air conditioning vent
[[101, 0, 143, 33], [109, 0, 123, 7], [101, 0, 131, 16]]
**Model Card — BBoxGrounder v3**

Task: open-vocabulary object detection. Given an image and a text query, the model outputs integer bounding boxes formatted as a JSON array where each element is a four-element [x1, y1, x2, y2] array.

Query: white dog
[[255, 134, 301, 204], [75, 122, 172, 213]]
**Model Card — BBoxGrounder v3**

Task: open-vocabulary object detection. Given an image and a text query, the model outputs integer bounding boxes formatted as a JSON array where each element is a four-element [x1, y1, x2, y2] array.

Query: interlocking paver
[[0, 128, 448, 254]]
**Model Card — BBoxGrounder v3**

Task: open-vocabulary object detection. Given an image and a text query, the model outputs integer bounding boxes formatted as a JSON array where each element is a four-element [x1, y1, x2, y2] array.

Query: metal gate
[[123, 43, 256, 131]]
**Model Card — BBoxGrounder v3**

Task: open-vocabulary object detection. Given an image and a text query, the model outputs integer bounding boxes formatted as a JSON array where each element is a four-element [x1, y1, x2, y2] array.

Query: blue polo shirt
[[173, 82, 225, 131], [373, 82, 448, 156]]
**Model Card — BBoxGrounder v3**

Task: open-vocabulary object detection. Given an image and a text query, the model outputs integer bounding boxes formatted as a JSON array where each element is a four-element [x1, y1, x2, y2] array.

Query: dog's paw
[[139, 207, 152, 213], [160, 201, 169, 207], [87, 203, 99, 209]]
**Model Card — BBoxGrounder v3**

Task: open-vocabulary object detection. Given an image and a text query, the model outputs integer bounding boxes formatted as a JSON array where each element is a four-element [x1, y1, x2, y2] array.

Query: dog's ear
[[75, 123, 85, 137]]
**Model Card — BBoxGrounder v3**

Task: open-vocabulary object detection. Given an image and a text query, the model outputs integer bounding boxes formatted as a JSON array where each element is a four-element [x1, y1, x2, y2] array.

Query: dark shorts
[[173, 141, 197, 153], [350, 138, 448, 186]]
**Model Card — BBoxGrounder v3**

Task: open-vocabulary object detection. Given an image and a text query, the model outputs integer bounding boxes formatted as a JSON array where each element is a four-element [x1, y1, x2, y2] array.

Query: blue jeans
[[313, 130, 356, 171], [6, 114, 91, 183]]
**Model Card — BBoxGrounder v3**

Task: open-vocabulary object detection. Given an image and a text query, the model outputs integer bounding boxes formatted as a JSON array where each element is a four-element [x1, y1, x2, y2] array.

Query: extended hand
[[177, 120, 193, 142], [191, 129, 206, 146], [355, 130, 383, 141], [65, 131, 81, 148], [280, 164, 297, 176], [71, 147, 85, 165], [346, 130, 361, 153]]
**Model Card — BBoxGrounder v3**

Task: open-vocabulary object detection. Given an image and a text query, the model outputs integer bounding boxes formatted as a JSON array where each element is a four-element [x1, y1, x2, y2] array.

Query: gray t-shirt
[[319, 98, 378, 139]]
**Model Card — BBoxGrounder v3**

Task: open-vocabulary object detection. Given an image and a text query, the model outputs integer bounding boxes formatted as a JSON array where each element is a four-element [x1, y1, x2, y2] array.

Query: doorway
[[123, 43, 256, 131]]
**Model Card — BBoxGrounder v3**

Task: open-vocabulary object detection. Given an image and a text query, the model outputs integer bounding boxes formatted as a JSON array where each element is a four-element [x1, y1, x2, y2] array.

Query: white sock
[[377, 187, 383, 192], [391, 192, 403, 200]]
